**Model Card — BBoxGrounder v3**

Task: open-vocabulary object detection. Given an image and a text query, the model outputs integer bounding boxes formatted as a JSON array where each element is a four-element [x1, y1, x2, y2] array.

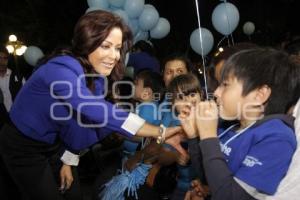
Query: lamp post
[[5, 34, 27, 76]]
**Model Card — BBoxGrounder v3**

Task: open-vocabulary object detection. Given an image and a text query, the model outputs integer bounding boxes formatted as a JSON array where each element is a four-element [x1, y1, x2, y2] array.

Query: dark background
[[1, 0, 300, 60]]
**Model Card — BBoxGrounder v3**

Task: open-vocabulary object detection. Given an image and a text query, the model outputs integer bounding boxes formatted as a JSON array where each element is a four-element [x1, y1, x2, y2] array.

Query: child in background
[[167, 73, 204, 200], [181, 48, 300, 200], [122, 70, 164, 157]]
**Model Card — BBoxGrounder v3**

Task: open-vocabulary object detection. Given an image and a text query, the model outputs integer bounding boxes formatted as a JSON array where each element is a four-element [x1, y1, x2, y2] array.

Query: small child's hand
[[176, 150, 190, 166], [178, 105, 198, 139], [196, 100, 218, 139], [190, 179, 210, 198]]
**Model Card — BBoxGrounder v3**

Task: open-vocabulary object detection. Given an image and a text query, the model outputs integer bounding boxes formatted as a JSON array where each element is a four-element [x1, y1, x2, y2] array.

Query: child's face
[[214, 75, 258, 121], [134, 78, 152, 101], [174, 91, 202, 114]]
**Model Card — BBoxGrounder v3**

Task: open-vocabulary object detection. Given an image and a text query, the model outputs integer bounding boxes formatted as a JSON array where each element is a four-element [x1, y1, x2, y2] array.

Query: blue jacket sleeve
[[43, 57, 132, 138]]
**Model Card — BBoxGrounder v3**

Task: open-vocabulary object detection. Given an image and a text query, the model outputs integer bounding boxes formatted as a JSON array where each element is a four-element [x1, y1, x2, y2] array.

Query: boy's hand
[[196, 101, 218, 139]]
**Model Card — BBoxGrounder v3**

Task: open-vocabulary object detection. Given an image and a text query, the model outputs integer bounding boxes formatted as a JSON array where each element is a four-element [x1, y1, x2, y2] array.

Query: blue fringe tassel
[[99, 163, 152, 200]]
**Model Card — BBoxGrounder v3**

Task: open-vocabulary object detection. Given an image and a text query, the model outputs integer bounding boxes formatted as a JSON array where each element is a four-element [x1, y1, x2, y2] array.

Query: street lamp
[[6, 34, 27, 56], [5, 34, 27, 76]]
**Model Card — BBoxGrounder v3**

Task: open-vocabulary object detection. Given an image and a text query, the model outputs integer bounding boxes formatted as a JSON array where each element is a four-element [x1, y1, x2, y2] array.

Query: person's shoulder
[[252, 118, 296, 145], [49, 55, 80, 67], [45, 55, 83, 74], [137, 101, 158, 111]]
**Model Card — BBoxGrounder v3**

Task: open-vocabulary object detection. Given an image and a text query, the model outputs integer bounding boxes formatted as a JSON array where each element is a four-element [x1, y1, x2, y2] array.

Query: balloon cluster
[[87, 0, 171, 43], [190, 2, 255, 56]]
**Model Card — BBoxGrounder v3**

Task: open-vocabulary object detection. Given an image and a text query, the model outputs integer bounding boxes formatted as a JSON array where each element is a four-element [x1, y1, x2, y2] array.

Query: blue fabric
[[160, 98, 180, 127], [10, 56, 132, 150], [123, 102, 161, 155], [127, 52, 160, 75], [218, 119, 296, 195], [136, 102, 161, 126], [176, 164, 197, 191], [100, 163, 152, 200]]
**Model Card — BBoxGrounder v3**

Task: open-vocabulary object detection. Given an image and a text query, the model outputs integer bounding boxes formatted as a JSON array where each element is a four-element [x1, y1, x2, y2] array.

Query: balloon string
[[217, 36, 227, 47], [194, 0, 209, 100], [224, 1, 235, 47]]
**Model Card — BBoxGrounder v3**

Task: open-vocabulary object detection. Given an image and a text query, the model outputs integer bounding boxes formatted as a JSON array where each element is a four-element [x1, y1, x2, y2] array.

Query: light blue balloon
[[108, 0, 125, 8], [150, 18, 170, 39], [144, 4, 155, 10], [212, 2, 240, 35], [124, 0, 145, 19], [24, 46, 44, 66], [87, 0, 109, 10], [190, 28, 214, 56], [243, 21, 255, 35], [109, 5, 119, 11], [134, 31, 149, 44], [128, 19, 139, 35], [138, 6, 159, 31], [85, 7, 102, 13], [113, 9, 129, 25]]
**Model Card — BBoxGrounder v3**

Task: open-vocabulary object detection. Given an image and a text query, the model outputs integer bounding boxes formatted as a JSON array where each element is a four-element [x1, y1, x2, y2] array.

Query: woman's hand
[[164, 126, 182, 139], [60, 164, 73, 192], [165, 132, 186, 155], [196, 101, 218, 140]]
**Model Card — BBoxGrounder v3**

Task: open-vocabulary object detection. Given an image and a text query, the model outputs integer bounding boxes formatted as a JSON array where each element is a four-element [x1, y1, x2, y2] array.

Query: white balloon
[[87, 0, 109, 10], [85, 7, 102, 13], [108, 0, 125, 8], [212, 3, 240, 35], [243, 21, 255, 35], [190, 28, 214, 56], [24, 46, 44, 66], [128, 19, 139, 35], [113, 9, 129, 25], [134, 31, 149, 44], [138, 6, 159, 31], [150, 18, 170, 39], [124, 0, 144, 19]]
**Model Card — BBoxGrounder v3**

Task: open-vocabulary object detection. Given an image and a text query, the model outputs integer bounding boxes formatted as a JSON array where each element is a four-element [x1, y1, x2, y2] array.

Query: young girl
[[167, 73, 204, 200]]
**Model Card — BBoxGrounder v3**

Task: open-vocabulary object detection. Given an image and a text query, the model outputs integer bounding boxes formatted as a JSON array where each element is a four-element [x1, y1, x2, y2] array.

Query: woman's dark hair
[[39, 10, 132, 87], [221, 48, 300, 115], [161, 53, 192, 73], [167, 73, 202, 103]]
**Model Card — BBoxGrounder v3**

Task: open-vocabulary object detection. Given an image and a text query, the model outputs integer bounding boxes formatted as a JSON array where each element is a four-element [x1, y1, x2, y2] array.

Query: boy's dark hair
[[135, 70, 165, 101], [221, 48, 300, 115], [161, 53, 192, 73], [167, 73, 202, 103]]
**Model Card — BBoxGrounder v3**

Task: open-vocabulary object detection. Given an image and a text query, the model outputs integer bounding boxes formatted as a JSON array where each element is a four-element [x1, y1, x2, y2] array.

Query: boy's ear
[[255, 85, 271, 104]]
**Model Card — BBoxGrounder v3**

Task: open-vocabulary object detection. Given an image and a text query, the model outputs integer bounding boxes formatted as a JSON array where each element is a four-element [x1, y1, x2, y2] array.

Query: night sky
[[1, 0, 300, 60]]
